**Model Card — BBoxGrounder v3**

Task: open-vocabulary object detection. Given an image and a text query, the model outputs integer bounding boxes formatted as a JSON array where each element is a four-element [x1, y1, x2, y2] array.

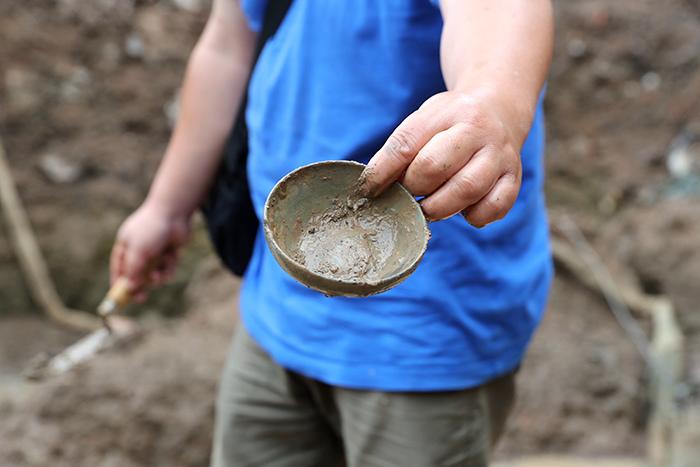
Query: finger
[[152, 250, 178, 283], [149, 269, 164, 285], [123, 247, 151, 293], [420, 148, 503, 221], [402, 123, 482, 196], [462, 172, 521, 228], [359, 107, 449, 198], [133, 291, 147, 304], [110, 242, 126, 285], [160, 251, 179, 280]]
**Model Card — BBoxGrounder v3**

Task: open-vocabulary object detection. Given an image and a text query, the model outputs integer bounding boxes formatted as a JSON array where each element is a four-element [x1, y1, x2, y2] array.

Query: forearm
[[147, 0, 255, 218], [361, 0, 553, 225], [439, 0, 554, 145]]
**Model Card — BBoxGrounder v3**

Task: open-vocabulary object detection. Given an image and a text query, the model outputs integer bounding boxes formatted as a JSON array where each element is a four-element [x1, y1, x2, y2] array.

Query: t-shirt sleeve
[[240, 0, 268, 32], [428, 0, 440, 8]]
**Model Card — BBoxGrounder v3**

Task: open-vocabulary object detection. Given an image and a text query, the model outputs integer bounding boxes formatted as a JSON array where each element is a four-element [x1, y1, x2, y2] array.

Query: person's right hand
[[109, 200, 191, 301]]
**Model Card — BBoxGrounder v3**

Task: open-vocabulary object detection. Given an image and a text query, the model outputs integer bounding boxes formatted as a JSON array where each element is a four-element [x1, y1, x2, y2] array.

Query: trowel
[[97, 277, 133, 331], [1, 134, 142, 381], [24, 278, 141, 380]]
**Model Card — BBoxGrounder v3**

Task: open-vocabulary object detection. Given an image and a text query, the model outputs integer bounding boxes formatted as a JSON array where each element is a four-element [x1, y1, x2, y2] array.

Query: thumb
[[358, 106, 443, 198]]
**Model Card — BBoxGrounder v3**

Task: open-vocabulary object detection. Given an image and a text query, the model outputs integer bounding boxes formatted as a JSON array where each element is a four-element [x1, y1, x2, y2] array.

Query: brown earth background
[[1, 0, 700, 465]]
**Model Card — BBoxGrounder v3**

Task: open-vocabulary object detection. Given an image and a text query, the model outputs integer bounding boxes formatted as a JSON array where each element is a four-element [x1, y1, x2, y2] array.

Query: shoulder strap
[[200, 0, 293, 277], [255, 0, 293, 58], [223, 0, 292, 170]]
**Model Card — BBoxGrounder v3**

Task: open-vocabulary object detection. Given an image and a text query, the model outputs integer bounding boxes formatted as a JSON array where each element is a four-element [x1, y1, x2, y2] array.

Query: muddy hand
[[110, 200, 191, 302], [358, 91, 524, 228], [100, 247, 177, 330]]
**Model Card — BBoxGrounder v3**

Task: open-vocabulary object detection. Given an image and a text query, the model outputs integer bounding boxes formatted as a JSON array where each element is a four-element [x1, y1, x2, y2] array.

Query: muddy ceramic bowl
[[263, 160, 429, 297]]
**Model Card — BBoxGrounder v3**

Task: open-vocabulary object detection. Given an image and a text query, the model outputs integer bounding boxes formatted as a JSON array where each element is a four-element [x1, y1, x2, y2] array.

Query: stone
[[667, 131, 700, 179], [59, 66, 92, 102], [171, 0, 204, 13], [163, 91, 180, 128], [641, 71, 661, 92], [37, 154, 84, 184], [124, 33, 145, 59], [567, 38, 588, 59]]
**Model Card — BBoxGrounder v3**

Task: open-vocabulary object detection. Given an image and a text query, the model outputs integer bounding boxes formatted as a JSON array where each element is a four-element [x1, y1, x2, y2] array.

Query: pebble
[[124, 33, 145, 59], [38, 154, 84, 184], [171, 0, 203, 13], [641, 71, 661, 92], [567, 38, 588, 59], [163, 92, 180, 128]]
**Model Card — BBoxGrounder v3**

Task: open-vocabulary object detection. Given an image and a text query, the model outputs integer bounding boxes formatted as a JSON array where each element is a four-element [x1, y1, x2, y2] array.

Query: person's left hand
[[359, 90, 526, 227]]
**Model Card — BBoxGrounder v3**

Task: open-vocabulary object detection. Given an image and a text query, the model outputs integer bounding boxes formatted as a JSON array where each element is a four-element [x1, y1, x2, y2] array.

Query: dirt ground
[[1, 0, 700, 465], [494, 458, 643, 467]]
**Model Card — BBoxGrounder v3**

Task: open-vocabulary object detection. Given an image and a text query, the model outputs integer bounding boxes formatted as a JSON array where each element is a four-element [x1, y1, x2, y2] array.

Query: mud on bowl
[[263, 160, 430, 297]]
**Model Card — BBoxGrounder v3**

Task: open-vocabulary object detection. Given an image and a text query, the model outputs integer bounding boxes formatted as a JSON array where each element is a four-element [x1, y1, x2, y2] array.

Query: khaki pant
[[211, 325, 516, 467]]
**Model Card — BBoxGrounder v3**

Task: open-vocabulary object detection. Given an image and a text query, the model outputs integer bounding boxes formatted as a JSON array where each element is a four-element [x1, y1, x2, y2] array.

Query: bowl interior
[[265, 161, 427, 285]]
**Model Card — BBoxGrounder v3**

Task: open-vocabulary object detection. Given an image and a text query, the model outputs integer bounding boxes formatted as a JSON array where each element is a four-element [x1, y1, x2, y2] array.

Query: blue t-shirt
[[239, 0, 553, 391]]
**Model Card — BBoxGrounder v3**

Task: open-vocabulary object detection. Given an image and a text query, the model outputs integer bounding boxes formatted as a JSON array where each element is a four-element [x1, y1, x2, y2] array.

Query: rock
[[640, 71, 661, 92], [666, 130, 700, 179], [171, 0, 204, 13], [164, 91, 180, 128], [136, 5, 181, 62], [569, 136, 593, 159], [37, 154, 84, 184], [591, 59, 630, 85], [59, 66, 92, 102], [124, 33, 145, 59], [566, 38, 588, 59]]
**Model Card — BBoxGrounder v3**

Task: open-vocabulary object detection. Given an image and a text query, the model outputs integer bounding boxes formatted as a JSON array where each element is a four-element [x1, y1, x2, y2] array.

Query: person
[[110, 0, 554, 465]]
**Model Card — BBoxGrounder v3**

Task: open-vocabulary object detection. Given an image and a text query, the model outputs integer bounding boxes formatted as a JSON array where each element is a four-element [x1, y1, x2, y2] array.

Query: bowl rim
[[262, 160, 430, 292]]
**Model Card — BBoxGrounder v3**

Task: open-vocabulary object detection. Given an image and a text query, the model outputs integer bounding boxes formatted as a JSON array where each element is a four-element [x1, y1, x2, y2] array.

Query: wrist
[[143, 190, 193, 222]]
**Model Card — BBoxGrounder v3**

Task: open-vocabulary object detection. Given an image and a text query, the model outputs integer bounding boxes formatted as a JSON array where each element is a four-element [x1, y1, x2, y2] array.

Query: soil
[[294, 196, 392, 282], [0, 317, 82, 387], [0, 259, 237, 467], [494, 458, 643, 467], [1, 0, 700, 465], [0, 0, 209, 314], [267, 161, 427, 296]]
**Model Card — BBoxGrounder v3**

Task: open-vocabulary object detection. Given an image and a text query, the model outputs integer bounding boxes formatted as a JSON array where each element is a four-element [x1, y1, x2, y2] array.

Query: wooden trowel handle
[[97, 277, 132, 318]]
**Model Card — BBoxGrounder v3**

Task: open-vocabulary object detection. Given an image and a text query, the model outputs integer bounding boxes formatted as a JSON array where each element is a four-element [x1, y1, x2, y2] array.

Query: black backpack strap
[[201, 0, 293, 276], [257, 0, 293, 56]]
